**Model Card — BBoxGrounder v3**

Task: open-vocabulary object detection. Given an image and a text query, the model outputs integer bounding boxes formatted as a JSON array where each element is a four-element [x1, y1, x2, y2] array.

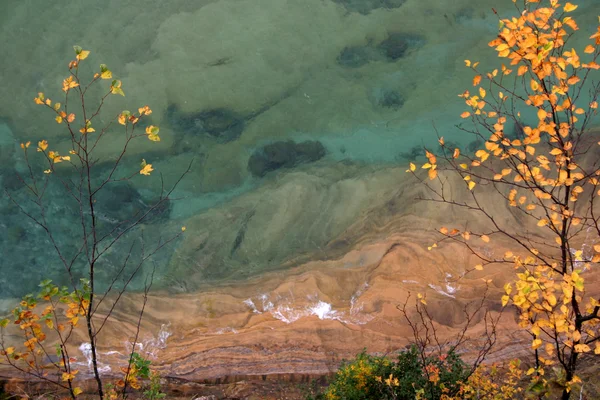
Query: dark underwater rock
[[337, 46, 381, 68], [375, 89, 404, 109], [248, 140, 327, 177], [94, 182, 170, 226], [337, 32, 426, 68], [166, 104, 245, 143], [332, 0, 407, 15], [377, 32, 426, 61]]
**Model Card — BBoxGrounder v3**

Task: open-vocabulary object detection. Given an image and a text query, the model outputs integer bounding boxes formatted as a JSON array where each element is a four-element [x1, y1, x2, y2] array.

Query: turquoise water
[[0, 0, 598, 297]]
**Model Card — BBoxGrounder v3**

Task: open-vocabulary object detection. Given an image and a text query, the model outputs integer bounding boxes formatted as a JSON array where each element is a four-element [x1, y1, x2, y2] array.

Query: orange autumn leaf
[[428, 168, 438, 180], [518, 65, 528, 76], [62, 76, 79, 92], [563, 2, 578, 12], [537, 108, 547, 120]]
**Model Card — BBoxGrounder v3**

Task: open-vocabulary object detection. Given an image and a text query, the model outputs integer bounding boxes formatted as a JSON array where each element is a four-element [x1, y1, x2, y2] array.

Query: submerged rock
[[166, 104, 245, 143], [93, 182, 171, 227], [332, 0, 406, 15], [377, 32, 426, 61], [373, 88, 404, 109], [248, 140, 326, 177], [337, 32, 425, 68], [337, 45, 382, 68]]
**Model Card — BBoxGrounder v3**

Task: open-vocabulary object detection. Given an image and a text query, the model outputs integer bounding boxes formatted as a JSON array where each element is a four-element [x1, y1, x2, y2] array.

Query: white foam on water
[[242, 283, 374, 326], [77, 342, 111, 374], [309, 301, 338, 320]]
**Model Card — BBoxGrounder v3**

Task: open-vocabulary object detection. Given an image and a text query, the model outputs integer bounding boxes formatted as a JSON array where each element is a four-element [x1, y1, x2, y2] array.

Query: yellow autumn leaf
[[73, 387, 83, 396], [140, 163, 154, 176], [574, 344, 590, 353], [181, 226, 186, 232], [564, 2, 578, 12], [409, 162, 416, 172], [145, 125, 161, 142], [532, 338, 543, 350], [62, 372, 77, 382], [468, 181, 476, 190], [460, 111, 471, 118], [76, 50, 90, 61], [474, 264, 483, 271], [584, 45, 595, 54], [481, 235, 490, 243], [37, 140, 48, 152]]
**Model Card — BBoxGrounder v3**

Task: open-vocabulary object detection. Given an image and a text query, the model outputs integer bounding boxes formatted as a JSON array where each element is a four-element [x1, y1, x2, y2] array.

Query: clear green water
[[0, 0, 598, 297]]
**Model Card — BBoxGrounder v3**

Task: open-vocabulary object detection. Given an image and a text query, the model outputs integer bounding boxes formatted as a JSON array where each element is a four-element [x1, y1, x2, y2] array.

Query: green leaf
[[527, 380, 548, 395], [39, 279, 52, 287], [0, 318, 9, 328], [110, 80, 124, 96], [73, 45, 82, 55]]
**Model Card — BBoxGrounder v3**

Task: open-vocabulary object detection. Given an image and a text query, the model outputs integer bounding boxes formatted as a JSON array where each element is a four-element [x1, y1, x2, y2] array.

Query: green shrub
[[323, 346, 470, 400]]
